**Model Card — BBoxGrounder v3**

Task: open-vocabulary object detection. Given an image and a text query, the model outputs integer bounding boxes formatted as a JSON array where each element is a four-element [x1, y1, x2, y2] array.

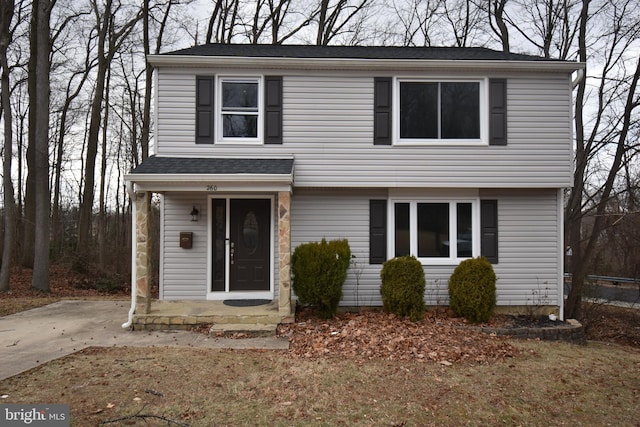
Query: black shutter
[[370, 200, 387, 264], [489, 78, 507, 146], [196, 76, 214, 144], [265, 76, 283, 144], [374, 77, 392, 145], [480, 200, 499, 264]]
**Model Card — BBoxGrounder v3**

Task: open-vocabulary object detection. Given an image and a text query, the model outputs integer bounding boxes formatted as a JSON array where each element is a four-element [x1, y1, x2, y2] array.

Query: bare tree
[[0, 0, 15, 292], [31, 0, 52, 292], [76, 0, 141, 257], [315, 0, 370, 45], [246, 0, 314, 44], [206, 0, 241, 43], [565, 0, 640, 318], [441, 0, 484, 47]]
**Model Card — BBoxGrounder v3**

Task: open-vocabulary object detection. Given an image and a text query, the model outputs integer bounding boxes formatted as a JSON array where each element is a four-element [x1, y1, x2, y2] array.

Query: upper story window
[[395, 79, 485, 145], [196, 75, 282, 145], [219, 77, 262, 142]]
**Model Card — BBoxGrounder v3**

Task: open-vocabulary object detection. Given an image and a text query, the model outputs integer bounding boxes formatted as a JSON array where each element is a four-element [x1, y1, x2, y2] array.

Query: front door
[[211, 198, 271, 295]]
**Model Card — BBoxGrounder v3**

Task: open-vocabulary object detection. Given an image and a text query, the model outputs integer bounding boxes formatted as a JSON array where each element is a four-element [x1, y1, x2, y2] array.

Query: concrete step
[[209, 322, 279, 335]]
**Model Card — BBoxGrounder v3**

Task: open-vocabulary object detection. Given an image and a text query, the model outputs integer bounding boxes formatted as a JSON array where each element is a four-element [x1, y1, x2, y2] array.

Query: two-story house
[[123, 44, 583, 328]]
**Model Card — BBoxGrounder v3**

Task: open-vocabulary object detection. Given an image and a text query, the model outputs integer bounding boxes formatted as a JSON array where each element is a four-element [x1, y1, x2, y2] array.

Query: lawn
[[1, 265, 639, 426], [1, 341, 638, 426]]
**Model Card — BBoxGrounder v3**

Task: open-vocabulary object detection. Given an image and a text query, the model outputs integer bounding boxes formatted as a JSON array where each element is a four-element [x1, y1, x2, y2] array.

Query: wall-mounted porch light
[[190, 206, 199, 222]]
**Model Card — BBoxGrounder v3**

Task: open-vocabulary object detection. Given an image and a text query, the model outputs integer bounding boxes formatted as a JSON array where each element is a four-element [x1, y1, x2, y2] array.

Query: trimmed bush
[[448, 257, 496, 323], [291, 238, 351, 318], [380, 256, 425, 321]]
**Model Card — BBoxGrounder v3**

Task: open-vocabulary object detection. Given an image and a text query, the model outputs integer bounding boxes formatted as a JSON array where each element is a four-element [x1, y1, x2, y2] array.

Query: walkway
[[0, 300, 289, 381]]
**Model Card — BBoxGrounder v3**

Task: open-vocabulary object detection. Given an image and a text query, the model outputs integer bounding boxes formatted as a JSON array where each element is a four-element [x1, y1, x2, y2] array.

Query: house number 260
[[206, 185, 218, 191]]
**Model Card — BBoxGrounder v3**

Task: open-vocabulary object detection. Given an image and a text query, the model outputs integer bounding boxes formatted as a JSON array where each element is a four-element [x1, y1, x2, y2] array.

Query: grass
[[1, 341, 638, 426]]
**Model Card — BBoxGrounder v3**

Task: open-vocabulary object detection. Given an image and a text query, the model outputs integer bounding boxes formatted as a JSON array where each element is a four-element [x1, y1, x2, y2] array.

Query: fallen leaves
[[278, 308, 519, 365]]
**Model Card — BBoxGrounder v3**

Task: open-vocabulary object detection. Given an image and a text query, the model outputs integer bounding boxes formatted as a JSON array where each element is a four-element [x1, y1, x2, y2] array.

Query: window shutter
[[265, 76, 283, 144], [370, 200, 387, 264], [480, 200, 498, 264], [489, 78, 507, 146], [196, 76, 215, 144], [374, 77, 392, 145]]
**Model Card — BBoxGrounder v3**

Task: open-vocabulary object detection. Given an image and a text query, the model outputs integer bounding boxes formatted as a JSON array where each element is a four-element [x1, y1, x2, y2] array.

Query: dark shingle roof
[[164, 43, 558, 62], [129, 156, 294, 175]]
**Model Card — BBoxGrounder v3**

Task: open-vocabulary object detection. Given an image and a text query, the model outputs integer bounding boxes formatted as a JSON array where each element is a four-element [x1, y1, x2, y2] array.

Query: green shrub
[[291, 238, 351, 318], [380, 256, 425, 321], [448, 257, 496, 323]]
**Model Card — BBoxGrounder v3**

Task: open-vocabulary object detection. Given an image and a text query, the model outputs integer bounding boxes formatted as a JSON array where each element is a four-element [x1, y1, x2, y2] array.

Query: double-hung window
[[218, 77, 262, 142], [392, 199, 479, 264], [396, 79, 484, 144]]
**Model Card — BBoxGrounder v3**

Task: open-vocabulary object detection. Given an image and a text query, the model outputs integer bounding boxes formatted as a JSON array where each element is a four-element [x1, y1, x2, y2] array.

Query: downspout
[[122, 180, 137, 328], [572, 68, 584, 89]]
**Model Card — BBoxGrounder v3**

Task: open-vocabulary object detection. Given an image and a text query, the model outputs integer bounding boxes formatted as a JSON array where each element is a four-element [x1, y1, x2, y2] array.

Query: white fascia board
[[147, 54, 585, 73], [124, 173, 293, 193]]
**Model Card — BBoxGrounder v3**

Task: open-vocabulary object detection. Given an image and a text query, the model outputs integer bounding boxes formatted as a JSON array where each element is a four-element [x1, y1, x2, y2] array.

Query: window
[[219, 77, 261, 142], [391, 200, 478, 263], [196, 75, 282, 145], [397, 79, 483, 143]]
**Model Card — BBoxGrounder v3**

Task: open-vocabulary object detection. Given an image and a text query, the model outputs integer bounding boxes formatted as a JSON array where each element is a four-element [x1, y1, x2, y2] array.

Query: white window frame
[[216, 75, 264, 144], [388, 197, 481, 265], [394, 77, 488, 146]]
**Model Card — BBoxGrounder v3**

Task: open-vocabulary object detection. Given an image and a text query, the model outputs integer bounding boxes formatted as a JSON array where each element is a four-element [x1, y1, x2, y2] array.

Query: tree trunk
[[0, 0, 15, 292], [77, 0, 110, 257], [22, 1, 38, 269], [31, 0, 52, 292]]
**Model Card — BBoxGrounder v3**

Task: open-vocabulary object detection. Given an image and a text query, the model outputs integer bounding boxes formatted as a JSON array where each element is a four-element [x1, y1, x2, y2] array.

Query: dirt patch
[[580, 303, 640, 347], [0, 264, 129, 316]]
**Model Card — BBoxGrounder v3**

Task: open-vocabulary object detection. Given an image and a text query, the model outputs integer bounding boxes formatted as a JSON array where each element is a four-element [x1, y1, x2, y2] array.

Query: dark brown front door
[[229, 199, 271, 291]]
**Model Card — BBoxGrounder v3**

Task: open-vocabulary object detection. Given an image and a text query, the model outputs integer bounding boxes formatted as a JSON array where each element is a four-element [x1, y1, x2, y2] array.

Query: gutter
[[122, 180, 137, 329]]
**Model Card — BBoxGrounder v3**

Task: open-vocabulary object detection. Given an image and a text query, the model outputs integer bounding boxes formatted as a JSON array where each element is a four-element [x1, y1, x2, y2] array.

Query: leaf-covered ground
[[278, 308, 519, 364], [2, 263, 639, 358]]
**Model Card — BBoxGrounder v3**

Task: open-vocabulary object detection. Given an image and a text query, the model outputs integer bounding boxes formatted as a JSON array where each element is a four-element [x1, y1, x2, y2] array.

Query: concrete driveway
[[0, 300, 289, 381]]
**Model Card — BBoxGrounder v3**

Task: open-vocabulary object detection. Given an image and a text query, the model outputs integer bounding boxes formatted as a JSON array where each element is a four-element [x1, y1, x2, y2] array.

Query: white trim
[[206, 195, 275, 300], [148, 54, 585, 74], [158, 194, 165, 300], [216, 75, 264, 144], [558, 188, 565, 320], [393, 77, 488, 146], [125, 173, 293, 194]]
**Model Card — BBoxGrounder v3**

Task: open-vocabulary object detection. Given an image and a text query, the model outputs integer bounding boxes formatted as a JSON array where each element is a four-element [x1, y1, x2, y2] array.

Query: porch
[[132, 300, 295, 333]]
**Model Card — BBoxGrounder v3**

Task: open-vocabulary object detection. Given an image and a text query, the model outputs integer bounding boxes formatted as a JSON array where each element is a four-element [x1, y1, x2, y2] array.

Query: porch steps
[[131, 300, 293, 334]]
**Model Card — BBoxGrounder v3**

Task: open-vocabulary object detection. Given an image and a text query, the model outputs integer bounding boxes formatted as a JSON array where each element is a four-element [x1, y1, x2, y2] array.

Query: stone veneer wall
[[278, 191, 292, 319], [135, 192, 151, 314]]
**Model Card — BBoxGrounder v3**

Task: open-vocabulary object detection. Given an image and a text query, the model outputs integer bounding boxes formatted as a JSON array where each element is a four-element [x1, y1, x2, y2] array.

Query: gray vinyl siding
[[291, 189, 386, 306], [291, 188, 561, 307], [483, 189, 561, 306], [155, 69, 573, 188], [160, 192, 280, 300], [161, 193, 208, 299]]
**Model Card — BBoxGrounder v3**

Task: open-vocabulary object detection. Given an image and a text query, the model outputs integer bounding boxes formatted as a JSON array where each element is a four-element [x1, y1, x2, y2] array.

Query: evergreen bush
[[448, 257, 497, 323], [291, 238, 351, 318], [380, 256, 426, 321]]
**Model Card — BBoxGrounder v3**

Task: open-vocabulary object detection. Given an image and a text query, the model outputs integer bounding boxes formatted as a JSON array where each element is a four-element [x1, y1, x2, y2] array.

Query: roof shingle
[[129, 156, 294, 175], [163, 43, 560, 62]]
